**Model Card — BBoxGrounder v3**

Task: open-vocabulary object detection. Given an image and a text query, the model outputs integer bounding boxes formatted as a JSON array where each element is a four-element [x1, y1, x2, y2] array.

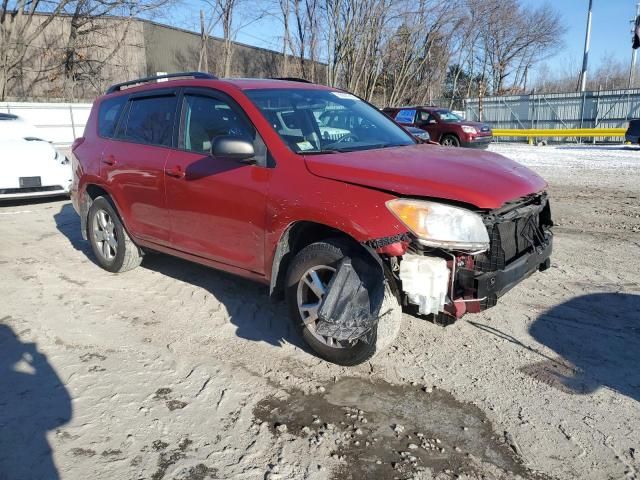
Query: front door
[[164, 89, 270, 274]]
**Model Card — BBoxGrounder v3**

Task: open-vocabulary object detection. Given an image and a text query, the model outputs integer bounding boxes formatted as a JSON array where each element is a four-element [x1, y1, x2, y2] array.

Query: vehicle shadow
[[141, 254, 309, 351], [52, 203, 308, 353], [0, 323, 72, 479], [53, 202, 95, 260], [523, 293, 640, 401], [471, 293, 640, 401]]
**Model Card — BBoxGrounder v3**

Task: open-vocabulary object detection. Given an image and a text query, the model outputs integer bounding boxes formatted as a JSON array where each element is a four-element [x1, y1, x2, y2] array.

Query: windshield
[[436, 109, 463, 123], [245, 88, 415, 153]]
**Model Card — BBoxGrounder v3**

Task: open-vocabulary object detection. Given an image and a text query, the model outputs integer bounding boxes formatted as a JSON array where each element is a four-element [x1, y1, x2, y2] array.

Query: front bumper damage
[[376, 193, 553, 322]]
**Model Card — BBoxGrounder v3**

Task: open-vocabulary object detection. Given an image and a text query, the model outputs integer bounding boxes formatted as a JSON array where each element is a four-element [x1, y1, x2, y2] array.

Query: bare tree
[[0, 0, 71, 100], [475, 0, 565, 94]]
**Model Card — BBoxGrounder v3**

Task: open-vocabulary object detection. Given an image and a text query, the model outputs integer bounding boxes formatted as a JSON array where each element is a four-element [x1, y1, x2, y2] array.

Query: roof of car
[[103, 76, 334, 98]]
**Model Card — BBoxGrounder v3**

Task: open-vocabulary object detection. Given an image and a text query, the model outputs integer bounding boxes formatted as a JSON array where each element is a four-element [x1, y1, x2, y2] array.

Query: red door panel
[[101, 140, 171, 244], [164, 150, 269, 273]]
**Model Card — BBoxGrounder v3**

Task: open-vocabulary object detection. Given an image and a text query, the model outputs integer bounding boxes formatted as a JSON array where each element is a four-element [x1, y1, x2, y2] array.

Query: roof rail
[[106, 72, 217, 94], [270, 77, 313, 83]]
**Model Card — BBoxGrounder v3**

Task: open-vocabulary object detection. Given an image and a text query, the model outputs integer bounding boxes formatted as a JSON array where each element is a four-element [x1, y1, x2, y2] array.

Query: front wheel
[[87, 196, 143, 273], [441, 134, 460, 147], [285, 239, 402, 365]]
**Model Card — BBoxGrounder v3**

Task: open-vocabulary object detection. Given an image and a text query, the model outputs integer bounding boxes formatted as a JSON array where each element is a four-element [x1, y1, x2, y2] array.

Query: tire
[[285, 239, 402, 366], [441, 134, 460, 147], [87, 196, 143, 273]]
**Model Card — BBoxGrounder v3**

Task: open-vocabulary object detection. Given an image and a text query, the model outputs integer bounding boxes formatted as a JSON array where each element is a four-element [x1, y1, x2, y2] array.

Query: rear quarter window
[[98, 96, 127, 138]]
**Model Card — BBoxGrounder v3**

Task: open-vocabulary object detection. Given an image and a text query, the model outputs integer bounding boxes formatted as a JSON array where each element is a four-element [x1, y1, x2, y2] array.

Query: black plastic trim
[[106, 72, 217, 94]]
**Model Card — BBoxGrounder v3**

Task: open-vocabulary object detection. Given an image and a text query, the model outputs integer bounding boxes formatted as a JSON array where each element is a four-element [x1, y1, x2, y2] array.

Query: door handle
[[164, 166, 185, 179], [102, 154, 116, 166]]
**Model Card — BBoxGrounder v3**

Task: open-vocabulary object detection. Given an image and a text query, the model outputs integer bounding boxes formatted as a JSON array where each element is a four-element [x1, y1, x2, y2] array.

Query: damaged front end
[[373, 193, 553, 324]]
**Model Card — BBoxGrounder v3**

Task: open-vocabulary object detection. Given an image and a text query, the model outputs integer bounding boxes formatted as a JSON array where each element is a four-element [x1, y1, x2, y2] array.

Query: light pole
[[630, 2, 640, 88], [578, 0, 593, 92]]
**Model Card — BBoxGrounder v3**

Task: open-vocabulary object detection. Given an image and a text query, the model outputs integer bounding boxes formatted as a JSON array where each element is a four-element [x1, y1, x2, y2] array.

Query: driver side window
[[181, 94, 255, 154]]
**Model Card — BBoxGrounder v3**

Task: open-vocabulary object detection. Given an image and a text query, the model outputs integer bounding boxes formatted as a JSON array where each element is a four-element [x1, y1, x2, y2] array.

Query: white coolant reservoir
[[399, 254, 450, 316]]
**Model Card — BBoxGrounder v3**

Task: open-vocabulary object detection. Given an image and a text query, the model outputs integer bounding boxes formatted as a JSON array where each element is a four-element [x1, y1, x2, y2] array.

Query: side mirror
[[211, 136, 255, 163]]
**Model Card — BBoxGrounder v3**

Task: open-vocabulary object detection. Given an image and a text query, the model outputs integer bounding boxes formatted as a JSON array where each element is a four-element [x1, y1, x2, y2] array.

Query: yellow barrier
[[493, 128, 626, 138]]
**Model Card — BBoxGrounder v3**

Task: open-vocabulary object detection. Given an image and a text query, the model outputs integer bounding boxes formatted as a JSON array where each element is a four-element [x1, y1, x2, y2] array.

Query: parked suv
[[383, 106, 493, 148], [71, 72, 552, 365]]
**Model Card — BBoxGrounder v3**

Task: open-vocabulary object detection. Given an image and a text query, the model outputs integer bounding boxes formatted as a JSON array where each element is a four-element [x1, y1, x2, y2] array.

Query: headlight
[[386, 199, 489, 251], [461, 125, 477, 134]]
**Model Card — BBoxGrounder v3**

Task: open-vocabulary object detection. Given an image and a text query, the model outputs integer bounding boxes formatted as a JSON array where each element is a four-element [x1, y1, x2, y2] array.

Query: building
[[2, 14, 325, 102]]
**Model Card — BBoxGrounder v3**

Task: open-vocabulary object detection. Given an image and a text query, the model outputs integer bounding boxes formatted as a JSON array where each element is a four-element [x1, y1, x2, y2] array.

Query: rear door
[[163, 88, 270, 274], [104, 89, 179, 245]]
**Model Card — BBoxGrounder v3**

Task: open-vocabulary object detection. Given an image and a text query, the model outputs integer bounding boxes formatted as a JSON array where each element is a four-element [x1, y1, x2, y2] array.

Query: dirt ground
[[0, 143, 638, 480]]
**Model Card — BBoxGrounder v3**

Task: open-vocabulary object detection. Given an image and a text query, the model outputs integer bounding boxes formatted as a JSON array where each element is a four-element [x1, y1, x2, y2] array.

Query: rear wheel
[[285, 239, 402, 365], [87, 196, 142, 273], [441, 134, 460, 147]]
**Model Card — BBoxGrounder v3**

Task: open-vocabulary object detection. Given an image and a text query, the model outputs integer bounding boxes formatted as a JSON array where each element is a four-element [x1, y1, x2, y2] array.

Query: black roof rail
[[106, 72, 217, 94], [270, 77, 313, 83]]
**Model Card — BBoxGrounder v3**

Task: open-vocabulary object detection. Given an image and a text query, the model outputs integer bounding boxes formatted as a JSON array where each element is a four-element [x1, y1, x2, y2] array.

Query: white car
[[0, 113, 72, 200]]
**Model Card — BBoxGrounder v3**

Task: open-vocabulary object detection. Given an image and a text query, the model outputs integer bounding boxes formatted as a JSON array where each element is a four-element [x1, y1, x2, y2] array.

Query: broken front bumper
[[458, 233, 553, 302]]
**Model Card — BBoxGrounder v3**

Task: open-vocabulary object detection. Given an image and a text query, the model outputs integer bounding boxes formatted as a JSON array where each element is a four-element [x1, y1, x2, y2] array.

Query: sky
[[523, 0, 638, 77], [168, 0, 640, 80]]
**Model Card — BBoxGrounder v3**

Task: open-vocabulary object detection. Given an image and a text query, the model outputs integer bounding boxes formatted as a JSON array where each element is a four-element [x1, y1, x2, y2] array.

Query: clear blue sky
[[524, 0, 638, 76], [169, 0, 640, 78]]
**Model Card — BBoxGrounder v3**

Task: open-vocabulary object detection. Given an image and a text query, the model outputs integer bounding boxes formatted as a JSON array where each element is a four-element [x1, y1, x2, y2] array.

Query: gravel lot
[[1, 143, 638, 480]]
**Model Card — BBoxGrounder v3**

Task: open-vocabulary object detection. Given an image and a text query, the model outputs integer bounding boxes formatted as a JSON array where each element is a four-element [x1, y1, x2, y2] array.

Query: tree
[[1, 0, 71, 100]]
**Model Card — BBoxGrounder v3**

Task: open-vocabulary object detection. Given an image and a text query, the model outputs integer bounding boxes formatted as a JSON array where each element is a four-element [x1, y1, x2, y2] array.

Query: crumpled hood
[[303, 144, 547, 209]]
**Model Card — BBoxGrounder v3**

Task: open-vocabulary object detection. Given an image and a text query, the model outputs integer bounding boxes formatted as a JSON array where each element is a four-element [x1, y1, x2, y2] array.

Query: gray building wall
[[6, 14, 325, 102]]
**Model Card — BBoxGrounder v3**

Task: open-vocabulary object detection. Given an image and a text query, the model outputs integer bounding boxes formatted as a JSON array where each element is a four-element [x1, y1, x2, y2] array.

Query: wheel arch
[[268, 221, 387, 300], [441, 132, 460, 144], [80, 183, 125, 240]]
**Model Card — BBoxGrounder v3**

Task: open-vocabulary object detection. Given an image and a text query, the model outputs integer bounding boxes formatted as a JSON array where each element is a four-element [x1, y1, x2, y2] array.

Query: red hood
[[304, 144, 546, 209]]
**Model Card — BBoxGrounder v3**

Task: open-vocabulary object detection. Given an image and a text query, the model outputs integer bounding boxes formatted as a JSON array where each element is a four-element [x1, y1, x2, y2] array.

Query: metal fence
[[464, 89, 640, 136], [0, 102, 92, 145]]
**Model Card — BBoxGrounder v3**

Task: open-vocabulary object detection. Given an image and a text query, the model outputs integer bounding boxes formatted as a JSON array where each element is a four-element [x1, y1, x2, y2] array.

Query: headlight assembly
[[461, 125, 477, 134], [386, 199, 489, 251]]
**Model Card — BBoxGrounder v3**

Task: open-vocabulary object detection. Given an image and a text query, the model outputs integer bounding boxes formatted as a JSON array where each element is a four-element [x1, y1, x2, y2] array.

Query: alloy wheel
[[92, 209, 118, 261], [296, 265, 353, 349]]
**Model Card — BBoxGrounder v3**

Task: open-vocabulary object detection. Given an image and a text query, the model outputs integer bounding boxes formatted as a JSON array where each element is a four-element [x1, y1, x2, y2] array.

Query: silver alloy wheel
[[92, 209, 118, 261], [296, 265, 351, 349], [442, 136, 456, 146]]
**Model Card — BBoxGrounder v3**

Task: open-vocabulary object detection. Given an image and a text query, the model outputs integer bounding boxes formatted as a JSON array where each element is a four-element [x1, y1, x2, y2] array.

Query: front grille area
[[475, 194, 552, 273], [0, 185, 64, 195]]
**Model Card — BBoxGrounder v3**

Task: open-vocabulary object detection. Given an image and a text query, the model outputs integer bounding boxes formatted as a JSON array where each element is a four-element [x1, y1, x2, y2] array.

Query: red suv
[[383, 106, 493, 148], [70, 72, 552, 365]]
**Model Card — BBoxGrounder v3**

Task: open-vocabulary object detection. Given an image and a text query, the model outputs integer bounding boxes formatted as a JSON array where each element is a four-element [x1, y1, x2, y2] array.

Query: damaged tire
[[285, 239, 402, 366]]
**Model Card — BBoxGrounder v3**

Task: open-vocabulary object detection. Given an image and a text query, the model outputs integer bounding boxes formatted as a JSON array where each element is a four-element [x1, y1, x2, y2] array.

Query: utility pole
[[578, 0, 593, 92], [630, 2, 640, 88]]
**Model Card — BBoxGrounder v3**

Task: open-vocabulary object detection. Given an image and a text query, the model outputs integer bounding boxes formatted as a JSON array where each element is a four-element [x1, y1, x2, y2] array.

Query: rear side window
[[118, 95, 177, 147], [98, 96, 127, 138], [395, 109, 416, 123]]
